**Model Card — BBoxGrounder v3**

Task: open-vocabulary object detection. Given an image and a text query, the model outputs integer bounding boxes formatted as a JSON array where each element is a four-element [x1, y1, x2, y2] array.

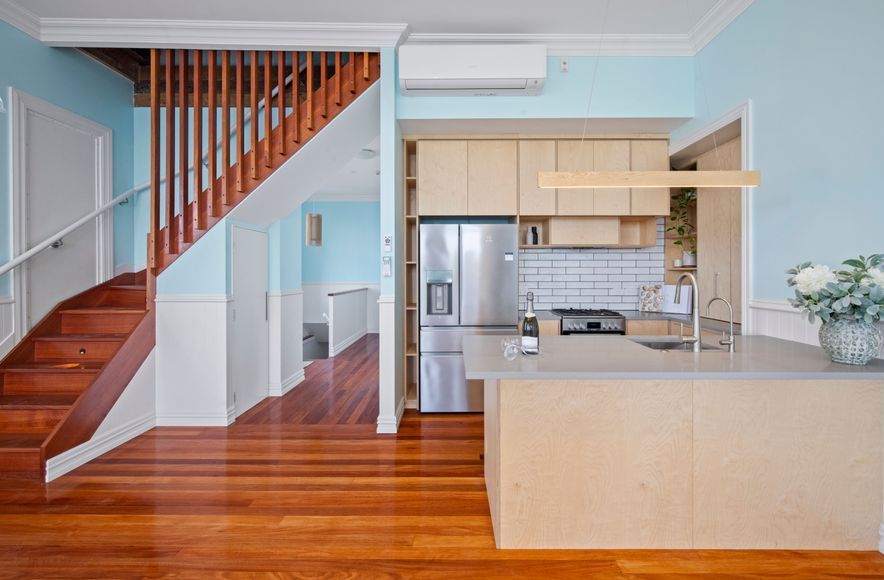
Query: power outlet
[[559, 58, 570, 73]]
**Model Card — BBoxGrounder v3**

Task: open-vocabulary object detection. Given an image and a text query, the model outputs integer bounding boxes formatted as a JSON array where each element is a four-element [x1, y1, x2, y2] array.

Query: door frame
[[9, 88, 113, 339], [669, 100, 754, 332]]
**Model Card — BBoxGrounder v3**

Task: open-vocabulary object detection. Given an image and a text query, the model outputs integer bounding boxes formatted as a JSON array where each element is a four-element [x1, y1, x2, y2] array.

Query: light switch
[[382, 256, 392, 277], [383, 235, 392, 253]]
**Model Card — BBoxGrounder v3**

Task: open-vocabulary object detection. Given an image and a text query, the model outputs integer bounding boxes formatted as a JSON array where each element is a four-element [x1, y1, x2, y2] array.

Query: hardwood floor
[[1, 334, 883, 578]]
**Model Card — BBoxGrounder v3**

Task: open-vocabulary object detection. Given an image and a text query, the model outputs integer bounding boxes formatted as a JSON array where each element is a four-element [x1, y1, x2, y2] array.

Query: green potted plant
[[787, 254, 884, 365], [667, 188, 697, 266]]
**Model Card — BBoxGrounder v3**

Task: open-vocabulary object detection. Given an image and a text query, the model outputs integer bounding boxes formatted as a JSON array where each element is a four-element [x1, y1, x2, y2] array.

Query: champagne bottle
[[521, 291, 540, 355]]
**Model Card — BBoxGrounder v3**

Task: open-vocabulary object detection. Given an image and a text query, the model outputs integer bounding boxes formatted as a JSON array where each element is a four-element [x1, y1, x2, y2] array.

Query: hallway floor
[[1, 334, 883, 578]]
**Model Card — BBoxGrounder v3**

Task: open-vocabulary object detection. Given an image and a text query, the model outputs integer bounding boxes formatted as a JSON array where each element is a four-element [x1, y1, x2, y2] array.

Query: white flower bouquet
[[787, 255, 884, 324]]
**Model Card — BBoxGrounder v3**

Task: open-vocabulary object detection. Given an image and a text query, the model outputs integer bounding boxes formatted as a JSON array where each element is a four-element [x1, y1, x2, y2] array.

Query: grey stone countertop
[[521, 310, 735, 333], [463, 335, 884, 380]]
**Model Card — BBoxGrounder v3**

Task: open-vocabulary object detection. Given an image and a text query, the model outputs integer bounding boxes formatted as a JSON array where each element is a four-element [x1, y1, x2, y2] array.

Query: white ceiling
[[308, 137, 380, 202], [14, 0, 719, 35]]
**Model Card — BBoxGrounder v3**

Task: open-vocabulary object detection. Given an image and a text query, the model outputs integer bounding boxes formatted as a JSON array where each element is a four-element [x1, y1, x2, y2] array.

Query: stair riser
[[0, 449, 42, 478], [34, 340, 123, 363], [101, 290, 148, 308], [2, 372, 97, 395], [0, 409, 68, 433], [61, 313, 142, 335]]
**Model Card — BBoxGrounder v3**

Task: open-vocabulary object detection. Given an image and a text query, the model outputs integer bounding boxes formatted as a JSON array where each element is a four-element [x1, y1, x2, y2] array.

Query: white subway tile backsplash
[[518, 218, 665, 310]]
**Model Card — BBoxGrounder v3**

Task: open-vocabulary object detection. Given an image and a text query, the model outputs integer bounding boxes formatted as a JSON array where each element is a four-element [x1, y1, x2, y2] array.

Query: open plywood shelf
[[519, 215, 657, 249], [667, 266, 697, 271], [403, 139, 420, 410]]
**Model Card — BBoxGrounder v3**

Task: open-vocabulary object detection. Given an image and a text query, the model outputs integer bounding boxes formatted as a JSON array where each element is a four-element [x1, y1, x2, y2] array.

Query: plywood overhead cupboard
[[414, 137, 670, 249]]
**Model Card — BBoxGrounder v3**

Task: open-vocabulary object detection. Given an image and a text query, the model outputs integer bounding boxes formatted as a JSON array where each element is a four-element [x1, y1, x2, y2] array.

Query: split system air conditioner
[[398, 44, 547, 96]]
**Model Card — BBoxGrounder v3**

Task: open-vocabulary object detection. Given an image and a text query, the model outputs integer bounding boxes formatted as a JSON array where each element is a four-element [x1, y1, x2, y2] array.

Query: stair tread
[[0, 432, 50, 449], [0, 395, 77, 409], [59, 307, 146, 314], [109, 285, 147, 291], [1, 362, 103, 372], [33, 334, 128, 342]]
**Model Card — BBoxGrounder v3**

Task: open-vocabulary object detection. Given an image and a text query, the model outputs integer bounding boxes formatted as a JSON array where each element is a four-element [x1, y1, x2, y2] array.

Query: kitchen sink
[[629, 336, 722, 352]]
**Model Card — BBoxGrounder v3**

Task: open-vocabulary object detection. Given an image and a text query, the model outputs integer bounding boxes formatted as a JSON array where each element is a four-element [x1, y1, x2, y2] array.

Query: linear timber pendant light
[[538, 0, 760, 190]]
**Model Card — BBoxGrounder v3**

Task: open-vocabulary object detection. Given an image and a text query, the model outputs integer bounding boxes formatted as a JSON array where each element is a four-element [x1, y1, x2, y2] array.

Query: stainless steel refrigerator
[[419, 224, 518, 412]]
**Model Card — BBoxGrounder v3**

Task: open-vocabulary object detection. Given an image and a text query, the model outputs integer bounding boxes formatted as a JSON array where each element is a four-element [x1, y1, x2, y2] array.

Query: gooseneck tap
[[674, 272, 702, 353], [706, 296, 736, 352]]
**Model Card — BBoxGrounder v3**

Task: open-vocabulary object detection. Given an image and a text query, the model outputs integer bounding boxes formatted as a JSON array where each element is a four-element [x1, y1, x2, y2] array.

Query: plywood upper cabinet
[[417, 140, 468, 215], [468, 140, 518, 215], [592, 140, 631, 215], [555, 140, 594, 215], [631, 140, 671, 216], [518, 140, 556, 216]]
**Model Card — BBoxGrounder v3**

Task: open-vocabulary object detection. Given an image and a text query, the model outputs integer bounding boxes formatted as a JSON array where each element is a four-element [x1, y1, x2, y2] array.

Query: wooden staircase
[[147, 49, 381, 279], [0, 50, 379, 480], [0, 272, 154, 479]]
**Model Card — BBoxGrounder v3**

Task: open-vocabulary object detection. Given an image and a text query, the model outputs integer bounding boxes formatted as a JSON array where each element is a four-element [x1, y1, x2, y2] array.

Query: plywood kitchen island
[[463, 335, 884, 550]]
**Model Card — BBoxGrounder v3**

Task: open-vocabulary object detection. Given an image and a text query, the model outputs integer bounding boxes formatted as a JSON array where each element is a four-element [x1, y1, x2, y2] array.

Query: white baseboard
[[269, 369, 305, 397], [156, 407, 234, 427], [0, 330, 14, 359], [405, 397, 418, 410], [45, 413, 155, 482], [376, 396, 406, 434], [879, 522, 884, 554], [329, 330, 366, 357]]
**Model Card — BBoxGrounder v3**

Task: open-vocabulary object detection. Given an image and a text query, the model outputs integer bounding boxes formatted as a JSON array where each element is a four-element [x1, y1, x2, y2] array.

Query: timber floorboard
[[1, 335, 883, 578]]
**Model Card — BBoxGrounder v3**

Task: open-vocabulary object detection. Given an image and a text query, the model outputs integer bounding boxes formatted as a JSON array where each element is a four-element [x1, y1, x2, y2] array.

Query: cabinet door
[[593, 140, 631, 215], [626, 320, 670, 336], [631, 140, 671, 215], [555, 140, 594, 215], [518, 140, 557, 216], [548, 217, 619, 246], [417, 140, 468, 216], [696, 138, 742, 322], [468, 140, 518, 215]]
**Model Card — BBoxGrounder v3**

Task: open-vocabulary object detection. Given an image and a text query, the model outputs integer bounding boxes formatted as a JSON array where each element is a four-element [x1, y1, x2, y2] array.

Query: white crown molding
[[404, 0, 754, 56], [268, 288, 304, 298], [27, 15, 408, 49], [0, 0, 40, 39], [689, 0, 754, 53], [0, 0, 751, 55], [405, 32, 696, 57]]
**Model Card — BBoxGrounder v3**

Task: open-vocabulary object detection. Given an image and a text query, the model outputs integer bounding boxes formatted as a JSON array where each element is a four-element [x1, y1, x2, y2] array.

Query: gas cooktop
[[550, 308, 624, 318]]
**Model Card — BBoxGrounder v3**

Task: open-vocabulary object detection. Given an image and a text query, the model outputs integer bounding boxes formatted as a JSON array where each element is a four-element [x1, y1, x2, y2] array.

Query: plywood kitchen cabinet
[[626, 319, 671, 336], [630, 140, 671, 216], [696, 137, 742, 322], [555, 140, 595, 215], [417, 140, 468, 215], [468, 140, 518, 215], [592, 140, 631, 215], [518, 140, 557, 216], [519, 318, 561, 336], [548, 217, 620, 246]]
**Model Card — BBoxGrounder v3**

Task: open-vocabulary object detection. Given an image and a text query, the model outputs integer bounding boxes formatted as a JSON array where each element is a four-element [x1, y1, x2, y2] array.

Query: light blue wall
[[672, 0, 884, 300], [268, 208, 302, 292], [397, 56, 694, 120], [0, 21, 134, 293], [301, 201, 381, 283], [156, 217, 229, 295]]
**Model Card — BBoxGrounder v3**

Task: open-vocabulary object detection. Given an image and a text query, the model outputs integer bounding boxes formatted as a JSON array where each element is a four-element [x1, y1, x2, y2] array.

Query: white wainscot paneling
[[155, 295, 234, 426], [749, 299, 884, 358], [303, 282, 379, 332], [328, 288, 369, 357], [269, 289, 305, 396], [377, 295, 404, 434], [45, 348, 157, 482], [0, 296, 14, 358]]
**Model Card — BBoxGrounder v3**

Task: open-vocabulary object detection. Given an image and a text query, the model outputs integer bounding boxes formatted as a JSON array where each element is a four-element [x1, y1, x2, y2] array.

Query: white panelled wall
[[749, 300, 884, 358], [0, 296, 14, 358], [268, 289, 305, 396], [328, 288, 369, 357], [303, 282, 380, 333]]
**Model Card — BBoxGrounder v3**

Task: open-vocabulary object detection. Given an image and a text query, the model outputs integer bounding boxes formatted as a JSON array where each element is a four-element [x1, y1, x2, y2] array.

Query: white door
[[232, 226, 269, 417], [11, 90, 112, 332]]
